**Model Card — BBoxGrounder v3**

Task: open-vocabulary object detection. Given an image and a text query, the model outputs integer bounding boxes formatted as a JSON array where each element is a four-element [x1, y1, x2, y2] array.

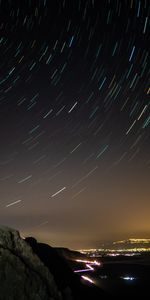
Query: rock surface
[[0, 226, 62, 300]]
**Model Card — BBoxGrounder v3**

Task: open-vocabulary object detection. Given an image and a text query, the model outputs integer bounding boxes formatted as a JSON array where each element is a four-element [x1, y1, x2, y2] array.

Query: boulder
[[0, 226, 62, 300]]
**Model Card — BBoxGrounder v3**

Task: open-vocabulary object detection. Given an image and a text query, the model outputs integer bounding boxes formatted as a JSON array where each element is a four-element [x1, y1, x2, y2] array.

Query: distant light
[[76, 259, 100, 266], [107, 253, 120, 257], [121, 276, 135, 281], [81, 276, 94, 284], [100, 275, 107, 279], [93, 260, 101, 266]]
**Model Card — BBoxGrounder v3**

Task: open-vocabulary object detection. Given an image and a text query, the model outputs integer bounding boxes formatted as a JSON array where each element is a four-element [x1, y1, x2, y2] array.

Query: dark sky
[[0, 0, 149, 249]]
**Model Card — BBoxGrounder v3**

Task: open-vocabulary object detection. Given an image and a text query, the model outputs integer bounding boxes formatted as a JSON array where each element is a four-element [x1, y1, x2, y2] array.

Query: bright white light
[[121, 276, 135, 281], [81, 275, 94, 284], [93, 260, 101, 266]]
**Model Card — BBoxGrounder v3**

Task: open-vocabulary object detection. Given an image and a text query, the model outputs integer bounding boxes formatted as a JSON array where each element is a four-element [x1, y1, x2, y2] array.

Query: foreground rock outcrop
[[0, 226, 62, 300], [0, 226, 107, 300]]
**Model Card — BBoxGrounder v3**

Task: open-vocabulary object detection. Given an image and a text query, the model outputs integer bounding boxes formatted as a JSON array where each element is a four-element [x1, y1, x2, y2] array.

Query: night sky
[[0, 0, 149, 249]]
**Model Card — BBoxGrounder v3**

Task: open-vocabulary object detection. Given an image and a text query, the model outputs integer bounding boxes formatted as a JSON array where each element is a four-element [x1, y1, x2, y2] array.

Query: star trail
[[0, 0, 149, 248]]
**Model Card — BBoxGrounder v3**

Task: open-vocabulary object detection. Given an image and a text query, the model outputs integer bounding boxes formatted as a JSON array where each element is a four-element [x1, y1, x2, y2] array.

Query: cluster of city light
[[113, 238, 150, 244], [79, 238, 150, 255], [107, 253, 138, 257], [79, 247, 150, 255]]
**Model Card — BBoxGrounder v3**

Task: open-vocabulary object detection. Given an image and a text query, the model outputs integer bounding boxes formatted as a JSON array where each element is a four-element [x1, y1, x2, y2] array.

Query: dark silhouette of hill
[[55, 247, 86, 261]]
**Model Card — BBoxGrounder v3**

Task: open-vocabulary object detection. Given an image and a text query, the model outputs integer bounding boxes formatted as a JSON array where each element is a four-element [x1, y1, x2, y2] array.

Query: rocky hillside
[[0, 226, 62, 300], [0, 226, 107, 300]]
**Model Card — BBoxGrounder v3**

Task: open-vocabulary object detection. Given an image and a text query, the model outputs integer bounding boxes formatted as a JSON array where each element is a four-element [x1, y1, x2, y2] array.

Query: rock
[[25, 237, 80, 289], [0, 226, 62, 300]]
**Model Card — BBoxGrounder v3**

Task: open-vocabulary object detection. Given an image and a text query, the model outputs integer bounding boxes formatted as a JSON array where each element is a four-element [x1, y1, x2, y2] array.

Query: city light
[[121, 276, 136, 281]]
